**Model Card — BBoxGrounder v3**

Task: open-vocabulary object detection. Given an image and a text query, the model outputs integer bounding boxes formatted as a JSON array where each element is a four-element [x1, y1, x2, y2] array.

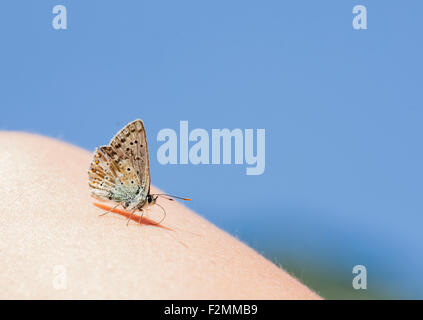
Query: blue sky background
[[1, 1, 422, 298]]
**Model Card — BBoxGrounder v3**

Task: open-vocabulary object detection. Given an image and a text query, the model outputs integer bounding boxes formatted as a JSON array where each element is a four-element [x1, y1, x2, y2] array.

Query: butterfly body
[[89, 119, 190, 224], [88, 119, 157, 212]]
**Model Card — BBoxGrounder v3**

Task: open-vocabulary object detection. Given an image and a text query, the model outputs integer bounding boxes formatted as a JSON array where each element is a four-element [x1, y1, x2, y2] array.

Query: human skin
[[0, 132, 320, 299]]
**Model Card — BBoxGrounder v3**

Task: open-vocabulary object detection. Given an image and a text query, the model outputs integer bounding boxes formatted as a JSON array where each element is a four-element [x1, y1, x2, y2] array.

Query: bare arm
[[0, 132, 319, 299]]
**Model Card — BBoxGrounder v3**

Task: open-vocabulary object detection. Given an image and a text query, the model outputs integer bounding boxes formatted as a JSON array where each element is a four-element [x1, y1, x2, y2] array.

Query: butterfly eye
[[147, 195, 152, 203]]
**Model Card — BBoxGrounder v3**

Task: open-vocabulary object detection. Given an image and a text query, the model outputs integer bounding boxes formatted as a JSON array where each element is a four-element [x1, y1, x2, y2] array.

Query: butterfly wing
[[108, 119, 150, 195], [88, 147, 141, 206], [88, 119, 150, 209]]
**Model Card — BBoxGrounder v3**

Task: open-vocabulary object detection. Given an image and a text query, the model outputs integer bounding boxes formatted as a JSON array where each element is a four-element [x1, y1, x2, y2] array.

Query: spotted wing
[[88, 146, 141, 205], [108, 119, 150, 196]]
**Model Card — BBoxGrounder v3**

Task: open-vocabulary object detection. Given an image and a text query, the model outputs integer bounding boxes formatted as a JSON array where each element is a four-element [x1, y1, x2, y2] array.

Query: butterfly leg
[[99, 203, 120, 217], [126, 209, 137, 226], [138, 209, 144, 225], [152, 203, 167, 225]]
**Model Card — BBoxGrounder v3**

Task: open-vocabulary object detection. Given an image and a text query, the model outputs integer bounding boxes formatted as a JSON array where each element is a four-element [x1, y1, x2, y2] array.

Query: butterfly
[[88, 119, 191, 225]]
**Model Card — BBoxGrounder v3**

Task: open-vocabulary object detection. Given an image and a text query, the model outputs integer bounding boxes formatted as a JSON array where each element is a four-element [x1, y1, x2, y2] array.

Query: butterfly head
[[146, 194, 158, 207], [141, 193, 191, 211]]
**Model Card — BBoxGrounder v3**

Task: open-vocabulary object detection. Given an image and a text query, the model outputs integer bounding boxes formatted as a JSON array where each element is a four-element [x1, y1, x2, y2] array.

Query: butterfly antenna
[[154, 194, 192, 201], [99, 203, 120, 217]]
